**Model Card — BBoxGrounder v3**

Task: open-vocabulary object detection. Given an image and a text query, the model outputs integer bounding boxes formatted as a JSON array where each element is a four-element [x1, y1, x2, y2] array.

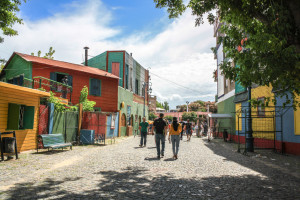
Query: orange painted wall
[[32, 63, 119, 112]]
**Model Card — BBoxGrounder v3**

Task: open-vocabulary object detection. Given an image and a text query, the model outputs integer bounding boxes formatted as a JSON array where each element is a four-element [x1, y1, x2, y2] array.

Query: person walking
[[139, 117, 149, 147], [179, 121, 185, 140], [185, 119, 192, 141], [168, 117, 182, 160], [152, 113, 167, 159]]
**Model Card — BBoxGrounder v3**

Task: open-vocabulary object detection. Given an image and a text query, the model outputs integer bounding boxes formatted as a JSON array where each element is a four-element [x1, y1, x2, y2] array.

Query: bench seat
[[37, 134, 72, 152]]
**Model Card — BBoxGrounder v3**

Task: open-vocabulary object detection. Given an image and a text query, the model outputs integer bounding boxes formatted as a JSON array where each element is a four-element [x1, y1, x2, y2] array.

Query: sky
[[0, 0, 217, 109]]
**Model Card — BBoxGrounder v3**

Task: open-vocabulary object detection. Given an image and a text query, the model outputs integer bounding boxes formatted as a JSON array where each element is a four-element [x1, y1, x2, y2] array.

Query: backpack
[[154, 118, 165, 134]]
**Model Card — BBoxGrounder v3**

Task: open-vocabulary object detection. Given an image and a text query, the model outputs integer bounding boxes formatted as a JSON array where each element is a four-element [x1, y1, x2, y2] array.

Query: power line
[[149, 71, 203, 94]]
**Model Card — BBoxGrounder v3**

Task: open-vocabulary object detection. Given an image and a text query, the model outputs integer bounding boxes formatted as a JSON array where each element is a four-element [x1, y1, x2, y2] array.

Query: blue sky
[[2, 0, 216, 109], [20, 0, 169, 40]]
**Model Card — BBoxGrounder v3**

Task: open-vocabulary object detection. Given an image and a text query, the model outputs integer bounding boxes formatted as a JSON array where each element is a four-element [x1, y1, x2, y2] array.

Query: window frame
[[257, 97, 265, 117], [89, 78, 102, 97]]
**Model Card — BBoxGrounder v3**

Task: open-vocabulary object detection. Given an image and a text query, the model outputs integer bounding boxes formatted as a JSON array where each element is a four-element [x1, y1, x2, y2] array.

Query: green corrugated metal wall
[[5, 54, 32, 80], [217, 96, 235, 134], [87, 52, 107, 70]]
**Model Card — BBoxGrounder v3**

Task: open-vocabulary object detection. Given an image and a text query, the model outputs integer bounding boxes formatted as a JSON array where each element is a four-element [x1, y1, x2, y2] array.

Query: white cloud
[[0, 0, 217, 109]]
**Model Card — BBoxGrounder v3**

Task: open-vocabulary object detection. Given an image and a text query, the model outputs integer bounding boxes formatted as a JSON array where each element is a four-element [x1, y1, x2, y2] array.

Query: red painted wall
[[32, 63, 118, 112]]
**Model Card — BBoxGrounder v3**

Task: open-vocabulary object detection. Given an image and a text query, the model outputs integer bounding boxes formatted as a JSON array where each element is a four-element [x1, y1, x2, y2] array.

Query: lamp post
[[143, 82, 152, 118], [246, 86, 254, 152], [186, 101, 190, 112]]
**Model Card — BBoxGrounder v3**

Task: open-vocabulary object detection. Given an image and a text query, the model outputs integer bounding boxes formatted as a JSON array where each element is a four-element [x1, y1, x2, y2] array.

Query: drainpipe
[[84, 47, 89, 66]]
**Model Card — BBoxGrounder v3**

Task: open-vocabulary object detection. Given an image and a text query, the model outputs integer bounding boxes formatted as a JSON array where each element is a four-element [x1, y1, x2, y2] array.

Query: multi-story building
[[87, 50, 150, 136], [214, 17, 236, 135], [148, 95, 157, 113]]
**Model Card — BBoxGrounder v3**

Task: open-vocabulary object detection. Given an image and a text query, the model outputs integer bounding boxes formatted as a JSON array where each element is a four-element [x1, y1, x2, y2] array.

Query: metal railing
[[22, 76, 73, 101]]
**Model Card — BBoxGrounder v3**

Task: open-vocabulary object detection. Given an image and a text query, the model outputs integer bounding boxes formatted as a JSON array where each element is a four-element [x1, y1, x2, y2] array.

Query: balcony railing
[[23, 76, 72, 102]]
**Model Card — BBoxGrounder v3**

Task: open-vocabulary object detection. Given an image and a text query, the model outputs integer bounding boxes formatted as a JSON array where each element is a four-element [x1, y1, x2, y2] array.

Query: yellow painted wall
[[251, 85, 275, 139], [0, 83, 49, 152], [235, 103, 242, 131]]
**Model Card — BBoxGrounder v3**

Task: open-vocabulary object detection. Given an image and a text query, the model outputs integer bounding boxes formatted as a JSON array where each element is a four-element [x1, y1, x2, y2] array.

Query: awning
[[233, 92, 248, 103], [207, 113, 233, 118]]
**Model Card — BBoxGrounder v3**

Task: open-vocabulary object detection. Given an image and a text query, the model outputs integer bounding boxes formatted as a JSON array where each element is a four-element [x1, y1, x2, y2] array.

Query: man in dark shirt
[[152, 113, 167, 159], [185, 119, 192, 141]]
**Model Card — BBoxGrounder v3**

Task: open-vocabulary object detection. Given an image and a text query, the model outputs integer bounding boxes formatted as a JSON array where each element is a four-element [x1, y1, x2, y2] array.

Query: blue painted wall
[[275, 92, 300, 143], [106, 112, 119, 138]]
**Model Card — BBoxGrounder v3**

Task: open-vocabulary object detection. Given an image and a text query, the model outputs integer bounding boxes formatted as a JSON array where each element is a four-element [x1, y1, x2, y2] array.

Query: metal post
[[143, 82, 146, 117], [246, 86, 254, 152]]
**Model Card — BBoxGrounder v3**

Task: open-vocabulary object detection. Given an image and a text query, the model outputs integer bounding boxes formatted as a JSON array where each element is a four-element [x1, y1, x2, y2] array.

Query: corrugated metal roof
[[13, 52, 119, 79]]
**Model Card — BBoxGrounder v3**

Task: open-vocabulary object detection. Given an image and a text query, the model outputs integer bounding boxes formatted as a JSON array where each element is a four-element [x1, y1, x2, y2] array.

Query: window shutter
[[13, 77, 18, 85], [23, 106, 35, 129], [19, 75, 24, 86], [7, 103, 21, 130], [50, 72, 57, 90], [68, 75, 73, 86], [97, 79, 101, 96]]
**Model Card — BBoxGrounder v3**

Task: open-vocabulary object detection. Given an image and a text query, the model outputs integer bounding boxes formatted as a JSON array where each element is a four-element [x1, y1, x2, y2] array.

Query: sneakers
[[139, 145, 142, 147], [161, 153, 164, 157], [157, 156, 161, 159], [143, 145, 146, 147]]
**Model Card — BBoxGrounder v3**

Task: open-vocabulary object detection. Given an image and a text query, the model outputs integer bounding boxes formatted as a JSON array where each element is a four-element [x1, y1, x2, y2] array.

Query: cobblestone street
[[1, 135, 300, 200]]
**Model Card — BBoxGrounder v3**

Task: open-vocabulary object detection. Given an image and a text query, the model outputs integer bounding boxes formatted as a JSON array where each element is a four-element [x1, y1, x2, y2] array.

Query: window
[[112, 62, 120, 77], [257, 97, 265, 116], [135, 79, 139, 95], [50, 72, 73, 91], [7, 103, 35, 130], [7, 75, 24, 86], [125, 64, 129, 89], [89, 78, 101, 96]]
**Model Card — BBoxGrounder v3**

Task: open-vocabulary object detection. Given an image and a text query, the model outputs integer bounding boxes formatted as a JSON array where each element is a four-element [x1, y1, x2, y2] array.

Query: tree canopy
[[155, 0, 300, 107], [31, 47, 56, 59], [0, 0, 26, 63]]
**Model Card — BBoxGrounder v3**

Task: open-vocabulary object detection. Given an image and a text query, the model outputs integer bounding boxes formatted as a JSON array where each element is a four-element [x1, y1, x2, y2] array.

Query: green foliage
[[78, 86, 96, 111], [164, 115, 173, 122], [47, 91, 77, 112], [181, 112, 197, 122], [31, 47, 55, 59], [0, 0, 26, 62], [156, 101, 164, 109], [154, 0, 300, 107], [179, 105, 186, 112], [163, 101, 169, 111], [188, 102, 201, 111], [148, 112, 157, 120], [37, 87, 46, 92]]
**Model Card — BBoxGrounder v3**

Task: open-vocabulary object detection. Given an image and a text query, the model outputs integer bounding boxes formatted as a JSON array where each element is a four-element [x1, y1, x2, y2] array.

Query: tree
[[0, 0, 26, 63], [149, 112, 157, 120], [164, 115, 173, 122], [188, 102, 201, 111], [78, 86, 96, 111], [163, 101, 169, 111], [179, 105, 186, 112], [31, 47, 56, 59], [181, 112, 197, 122], [156, 101, 164, 109], [154, 0, 300, 108]]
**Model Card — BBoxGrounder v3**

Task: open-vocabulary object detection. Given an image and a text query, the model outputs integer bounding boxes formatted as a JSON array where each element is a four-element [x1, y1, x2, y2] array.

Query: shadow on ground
[[3, 166, 299, 200]]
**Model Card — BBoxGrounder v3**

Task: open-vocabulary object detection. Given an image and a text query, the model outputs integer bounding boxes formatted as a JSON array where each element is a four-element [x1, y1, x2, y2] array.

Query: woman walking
[[168, 117, 182, 160]]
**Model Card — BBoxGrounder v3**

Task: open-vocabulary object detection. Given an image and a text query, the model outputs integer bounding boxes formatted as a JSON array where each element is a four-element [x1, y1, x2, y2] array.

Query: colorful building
[[1, 52, 119, 112], [214, 17, 236, 135], [0, 81, 50, 152], [87, 50, 150, 136]]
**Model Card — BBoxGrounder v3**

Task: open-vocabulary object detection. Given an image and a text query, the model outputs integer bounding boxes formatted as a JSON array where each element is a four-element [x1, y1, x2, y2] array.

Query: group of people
[[138, 113, 195, 160]]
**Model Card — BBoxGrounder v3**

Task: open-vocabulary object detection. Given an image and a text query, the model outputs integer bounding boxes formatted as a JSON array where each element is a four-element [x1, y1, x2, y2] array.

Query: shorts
[[186, 130, 192, 135]]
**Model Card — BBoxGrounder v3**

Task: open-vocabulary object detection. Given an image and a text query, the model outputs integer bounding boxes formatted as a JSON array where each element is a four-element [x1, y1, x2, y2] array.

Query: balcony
[[23, 76, 73, 102]]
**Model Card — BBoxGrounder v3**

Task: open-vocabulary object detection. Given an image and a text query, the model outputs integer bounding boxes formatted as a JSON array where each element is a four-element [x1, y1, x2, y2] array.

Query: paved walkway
[[0, 135, 300, 200]]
